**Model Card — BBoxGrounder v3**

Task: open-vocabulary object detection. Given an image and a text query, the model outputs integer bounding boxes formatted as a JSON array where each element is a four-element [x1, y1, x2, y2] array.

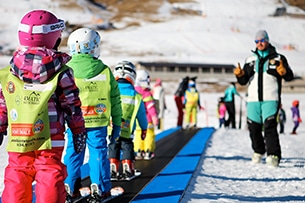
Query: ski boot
[[90, 183, 111, 203], [266, 155, 279, 167], [65, 184, 80, 203], [109, 158, 120, 181], [90, 183, 102, 203], [185, 124, 189, 130], [191, 124, 197, 129], [144, 150, 155, 160], [122, 159, 135, 181], [252, 152, 263, 164], [135, 150, 144, 160]]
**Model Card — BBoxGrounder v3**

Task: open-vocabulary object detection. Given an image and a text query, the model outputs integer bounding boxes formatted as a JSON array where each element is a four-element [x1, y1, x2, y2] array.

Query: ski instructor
[[234, 30, 294, 167]]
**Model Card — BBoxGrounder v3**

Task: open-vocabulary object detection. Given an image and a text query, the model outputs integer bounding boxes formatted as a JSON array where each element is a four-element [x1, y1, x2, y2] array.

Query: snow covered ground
[[181, 125, 305, 203], [0, 0, 305, 202]]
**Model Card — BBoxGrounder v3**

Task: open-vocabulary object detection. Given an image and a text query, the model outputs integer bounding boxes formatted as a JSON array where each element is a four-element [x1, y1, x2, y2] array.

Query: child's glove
[[73, 132, 87, 153], [276, 60, 286, 76], [199, 106, 205, 110], [0, 131, 6, 146], [109, 125, 121, 143], [152, 116, 159, 126], [298, 118, 302, 123], [141, 129, 147, 140], [234, 63, 244, 77]]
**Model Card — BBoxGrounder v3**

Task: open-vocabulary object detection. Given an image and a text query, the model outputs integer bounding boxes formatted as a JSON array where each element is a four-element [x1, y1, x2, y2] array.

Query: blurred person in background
[[217, 97, 227, 129], [223, 82, 241, 129], [291, 100, 301, 135], [183, 78, 203, 129], [152, 78, 166, 130], [277, 103, 286, 134], [134, 70, 158, 160], [174, 76, 189, 127]]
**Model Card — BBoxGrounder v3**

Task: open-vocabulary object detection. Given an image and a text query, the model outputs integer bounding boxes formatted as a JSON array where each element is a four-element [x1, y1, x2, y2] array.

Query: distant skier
[[109, 61, 148, 181], [183, 79, 203, 129], [223, 82, 241, 129], [277, 103, 286, 134], [291, 100, 301, 135], [217, 97, 227, 128], [174, 76, 189, 127], [152, 78, 167, 130], [134, 70, 159, 160]]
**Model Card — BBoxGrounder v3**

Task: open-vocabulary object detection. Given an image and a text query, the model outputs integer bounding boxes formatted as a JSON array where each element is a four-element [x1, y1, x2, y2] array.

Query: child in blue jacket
[[109, 61, 148, 180]]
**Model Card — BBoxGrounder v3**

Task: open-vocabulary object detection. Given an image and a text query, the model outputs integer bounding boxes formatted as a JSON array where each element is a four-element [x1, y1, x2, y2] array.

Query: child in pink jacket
[[218, 97, 227, 128], [0, 10, 86, 203], [134, 70, 158, 160]]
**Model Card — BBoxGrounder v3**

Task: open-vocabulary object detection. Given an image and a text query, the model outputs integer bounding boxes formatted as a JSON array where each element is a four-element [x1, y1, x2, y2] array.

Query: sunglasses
[[255, 39, 266, 43]]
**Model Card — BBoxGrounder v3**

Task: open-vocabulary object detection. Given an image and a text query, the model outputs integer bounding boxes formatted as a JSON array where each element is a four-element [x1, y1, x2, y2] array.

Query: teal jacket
[[224, 84, 239, 103]]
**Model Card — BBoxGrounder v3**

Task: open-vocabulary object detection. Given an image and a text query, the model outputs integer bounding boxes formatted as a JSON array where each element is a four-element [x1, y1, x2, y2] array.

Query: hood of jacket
[[10, 46, 71, 84], [67, 54, 107, 79]]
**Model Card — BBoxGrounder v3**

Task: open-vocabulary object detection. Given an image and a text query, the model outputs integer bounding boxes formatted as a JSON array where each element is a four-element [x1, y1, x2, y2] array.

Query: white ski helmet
[[113, 61, 137, 85], [67, 27, 101, 58], [136, 69, 150, 88]]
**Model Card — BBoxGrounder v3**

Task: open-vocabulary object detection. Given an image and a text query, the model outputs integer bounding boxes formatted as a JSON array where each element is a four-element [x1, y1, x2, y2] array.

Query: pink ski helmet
[[18, 10, 65, 49]]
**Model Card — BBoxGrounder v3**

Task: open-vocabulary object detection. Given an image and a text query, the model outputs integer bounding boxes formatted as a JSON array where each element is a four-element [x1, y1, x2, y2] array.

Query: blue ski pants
[[64, 127, 111, 194]]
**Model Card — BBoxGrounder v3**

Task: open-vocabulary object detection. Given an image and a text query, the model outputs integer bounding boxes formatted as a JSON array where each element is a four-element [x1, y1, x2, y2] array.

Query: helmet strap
[[53, 38, 61, 50]]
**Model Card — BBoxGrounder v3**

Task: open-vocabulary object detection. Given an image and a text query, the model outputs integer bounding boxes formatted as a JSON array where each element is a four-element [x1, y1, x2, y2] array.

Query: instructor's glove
[[276, 60, 286, 76], [141, 129, 147, 140], [234, 63, 244, 78], [0, 131, 6, 146], [73, 132, 87, 153], [109, 125, 121, 143]]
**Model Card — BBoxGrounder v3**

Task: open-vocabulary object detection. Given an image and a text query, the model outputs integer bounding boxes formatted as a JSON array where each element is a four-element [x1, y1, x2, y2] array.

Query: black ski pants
[[225, 101, 236, 128], [248, 116, 281, 160], [108, 137, 135, 160]]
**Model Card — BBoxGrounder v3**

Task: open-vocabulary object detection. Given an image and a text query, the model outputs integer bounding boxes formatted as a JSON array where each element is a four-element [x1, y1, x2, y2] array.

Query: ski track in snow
[[181, 128, 305, 203]]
